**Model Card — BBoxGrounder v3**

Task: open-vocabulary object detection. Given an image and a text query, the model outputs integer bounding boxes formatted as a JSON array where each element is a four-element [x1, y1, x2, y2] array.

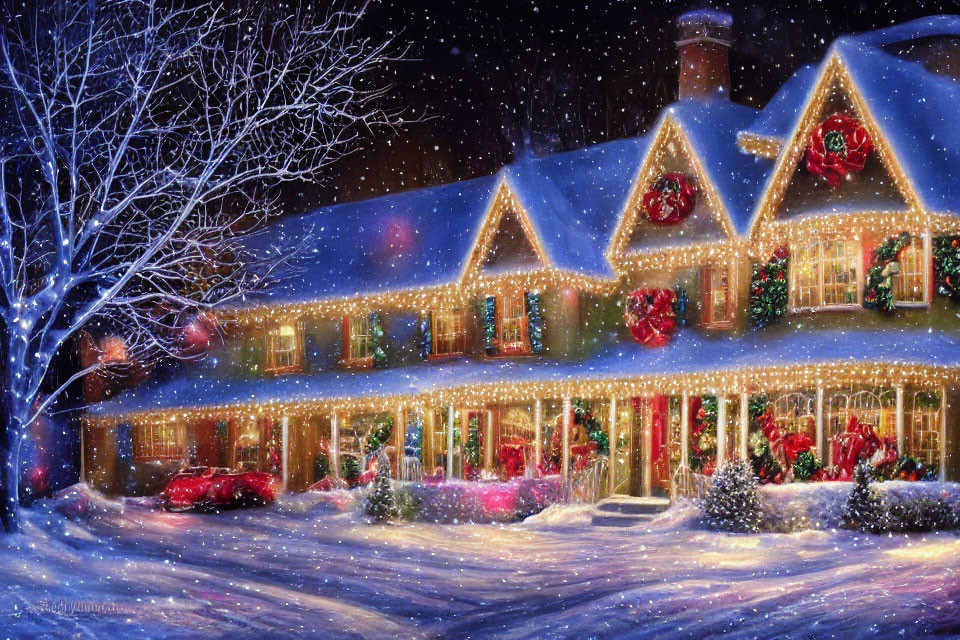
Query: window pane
[[349, 315, 370, 360], [499, 291, 528, 353], [893, 240, 925, 304], [432, 306, 465, 355], [791, 242, 819, 308], [709, 266, 729, 322], [272, 324, 297, 369], [822, 238, 859, 306]]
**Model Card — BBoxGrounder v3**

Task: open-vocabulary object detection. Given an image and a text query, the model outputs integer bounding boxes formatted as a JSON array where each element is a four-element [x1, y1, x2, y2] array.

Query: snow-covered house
[[84, 12, 960, 499]]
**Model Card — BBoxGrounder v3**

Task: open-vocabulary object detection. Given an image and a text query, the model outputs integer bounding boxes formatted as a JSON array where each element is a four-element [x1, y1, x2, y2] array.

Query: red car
[[158, 467, 278, 512]]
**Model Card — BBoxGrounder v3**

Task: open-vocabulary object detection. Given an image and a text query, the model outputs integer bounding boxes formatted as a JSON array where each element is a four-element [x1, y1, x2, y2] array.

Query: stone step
[[590, 512, 658, 527], [595, 496, 671, 515]]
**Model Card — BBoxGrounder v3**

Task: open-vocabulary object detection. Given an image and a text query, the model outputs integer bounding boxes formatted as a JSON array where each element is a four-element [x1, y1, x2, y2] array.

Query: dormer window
[[790, 235, 861, 310], [265, 322, 302, 374]]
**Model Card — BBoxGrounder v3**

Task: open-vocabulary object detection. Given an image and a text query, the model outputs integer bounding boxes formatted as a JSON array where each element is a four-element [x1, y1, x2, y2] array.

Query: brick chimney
[[676, 10, 733, 100]]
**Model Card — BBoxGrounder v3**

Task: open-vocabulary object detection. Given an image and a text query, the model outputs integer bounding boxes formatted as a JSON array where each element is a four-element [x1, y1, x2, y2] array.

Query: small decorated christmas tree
[[365, 453, 399, 523], [701, 458, 763, 532], [842, 461, 887, 533]]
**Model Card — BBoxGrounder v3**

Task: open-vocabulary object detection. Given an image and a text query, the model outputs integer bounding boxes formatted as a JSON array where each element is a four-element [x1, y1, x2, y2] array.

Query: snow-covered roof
[[89, 328, 960, 417], [741, 65, 817, 140], [241, 15, 960, 308], [833, 34, 960, 213], [663, 100, 768, 234], [242, 174, 500, 304]]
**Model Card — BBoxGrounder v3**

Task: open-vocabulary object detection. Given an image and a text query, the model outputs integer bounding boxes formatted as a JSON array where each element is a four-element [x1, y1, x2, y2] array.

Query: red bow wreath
[[642, 173, 697, 225], [624, 289, 677, 347], [805, 113, 873, 188]]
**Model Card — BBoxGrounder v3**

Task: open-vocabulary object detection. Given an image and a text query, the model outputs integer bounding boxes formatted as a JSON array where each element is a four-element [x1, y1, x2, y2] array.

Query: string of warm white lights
[[84, 361, 956, 428]]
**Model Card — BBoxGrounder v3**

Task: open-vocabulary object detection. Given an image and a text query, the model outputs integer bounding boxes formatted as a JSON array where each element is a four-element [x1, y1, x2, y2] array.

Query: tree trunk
[[0, 327, 21, 534], [0, 402, 21, 534]]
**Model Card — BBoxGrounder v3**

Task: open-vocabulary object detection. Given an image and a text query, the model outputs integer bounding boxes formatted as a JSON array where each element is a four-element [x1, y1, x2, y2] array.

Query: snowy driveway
[[1, 489, 959, 639]]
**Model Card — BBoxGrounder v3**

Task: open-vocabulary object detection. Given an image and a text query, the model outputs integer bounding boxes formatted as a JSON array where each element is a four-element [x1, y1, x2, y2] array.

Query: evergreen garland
[[690, 395, 717, 472], [463, 422, 481, 469], [525, 292, 544, 354], [366, 414, 394, 454], [792, 450, 823, 482], [341, 455, 360, 483], [484, 295, 498, 355], [417, 312, 432, 360], [864, 231, 911, 313], [369, 312, 388, 368], [573, 399, 608, 456], [933, 235, 960, 304], [749, 247, 789, 329]]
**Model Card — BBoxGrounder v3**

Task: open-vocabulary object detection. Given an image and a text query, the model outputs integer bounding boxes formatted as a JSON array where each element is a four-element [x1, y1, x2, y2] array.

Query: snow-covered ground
[[1, 485, 959, 639]]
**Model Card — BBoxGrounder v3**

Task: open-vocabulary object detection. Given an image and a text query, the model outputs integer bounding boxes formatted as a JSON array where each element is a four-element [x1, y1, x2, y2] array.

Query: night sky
[[288, 0, 960, 214]]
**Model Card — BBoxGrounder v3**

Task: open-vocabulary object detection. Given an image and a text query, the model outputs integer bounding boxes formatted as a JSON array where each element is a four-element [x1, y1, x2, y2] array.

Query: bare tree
[[0, 0, 400, 532]]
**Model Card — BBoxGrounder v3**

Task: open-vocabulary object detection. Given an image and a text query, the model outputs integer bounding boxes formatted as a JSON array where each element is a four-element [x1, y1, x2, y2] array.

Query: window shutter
[[484, 295, 498, 355], [418, 312, 432, 360], [525, 291, 543, 354]]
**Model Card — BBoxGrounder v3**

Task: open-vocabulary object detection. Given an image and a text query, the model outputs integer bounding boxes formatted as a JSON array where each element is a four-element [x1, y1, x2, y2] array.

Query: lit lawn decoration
[[864, 232, 911, 313], [642, 173, 697, 225], [497, 437, 527, 479], [805, 112, 873, 187], [624, 288, 677, 347], [158, 467, 277, 512]]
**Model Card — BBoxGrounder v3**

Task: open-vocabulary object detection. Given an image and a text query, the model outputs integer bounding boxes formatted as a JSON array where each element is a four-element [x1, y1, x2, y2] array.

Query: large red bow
[[806, 113, 873, 188], [624, 288, 677, 348]]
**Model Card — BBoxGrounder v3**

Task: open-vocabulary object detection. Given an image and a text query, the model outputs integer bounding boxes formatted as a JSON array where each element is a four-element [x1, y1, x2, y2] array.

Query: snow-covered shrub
[[887, 497, 959, 533], [700, 458, 763, 533], [364, 455, 399, 523], [842, 462, 887, 533]]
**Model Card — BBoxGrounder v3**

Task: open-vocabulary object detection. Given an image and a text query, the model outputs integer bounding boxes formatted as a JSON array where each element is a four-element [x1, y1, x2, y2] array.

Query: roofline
[[606, 113, 739, 265], [84, 359, 959, 423], [745, 48, 925, 242]]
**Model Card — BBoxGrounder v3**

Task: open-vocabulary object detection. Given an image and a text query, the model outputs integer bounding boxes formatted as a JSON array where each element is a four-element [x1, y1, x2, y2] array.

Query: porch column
[[739, 391, 749, 460], [941, 385, 948, 482], [680, 392, 690, 469], [330, 411, 340, 482], [485, 409, 494, 473], [533, 398, 543, 469], [641, 398, 652, 496], [716, 395, 727, 466], [395, 405, 404, 480], [608, 397, 617, 495], [281, 415, 290, 492], [422, 408, 435, 474], [561, 397, 572, 484], [816, 386, 825, 462], [446, 404, 455, 479], [895, 385, 905, 454]]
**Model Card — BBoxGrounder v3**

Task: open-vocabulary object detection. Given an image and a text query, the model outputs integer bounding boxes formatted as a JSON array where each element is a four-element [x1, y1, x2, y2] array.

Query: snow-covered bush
[[700, 458, 763, 533], [842, 462, 887, 533], [364, 455, 399, 523], [887, 497, 959, 533]]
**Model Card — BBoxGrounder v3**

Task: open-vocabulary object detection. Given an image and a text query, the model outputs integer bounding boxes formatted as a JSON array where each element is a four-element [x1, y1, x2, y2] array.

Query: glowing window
[[134, 422, 185, 462], [432, 306, 465, 356], [892, 239, 927, 304], [790, 236, 861, 309], [348, 315, 371, 361], [498, 291, 529, 354]]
